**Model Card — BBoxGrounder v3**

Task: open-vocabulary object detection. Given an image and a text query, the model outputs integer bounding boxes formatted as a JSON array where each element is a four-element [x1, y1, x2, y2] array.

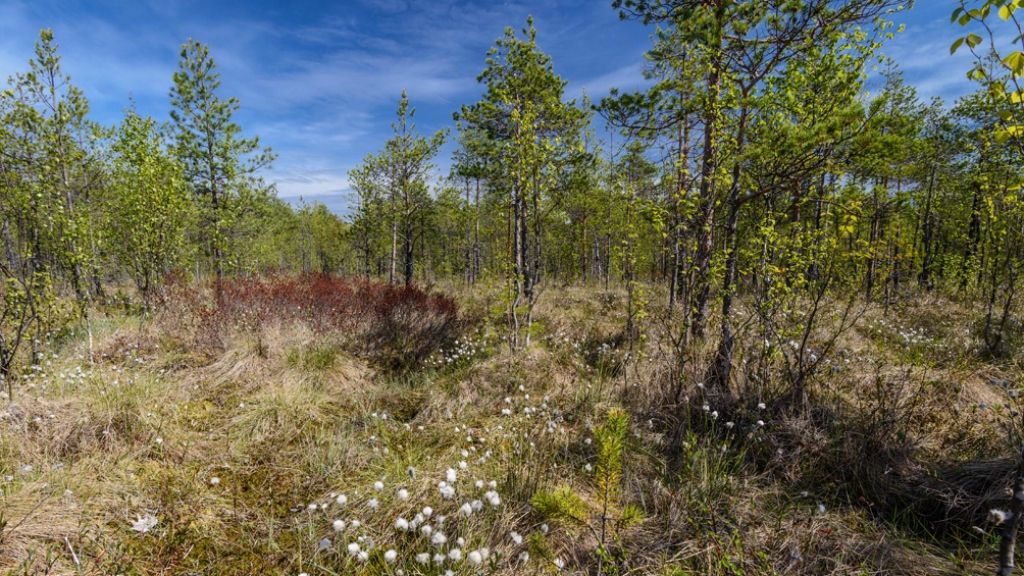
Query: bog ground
[[0, 277, 1018, 575]]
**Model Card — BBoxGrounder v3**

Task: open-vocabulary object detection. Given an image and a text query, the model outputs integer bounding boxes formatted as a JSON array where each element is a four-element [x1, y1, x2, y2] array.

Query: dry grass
[[0, 281, 1017, 575]]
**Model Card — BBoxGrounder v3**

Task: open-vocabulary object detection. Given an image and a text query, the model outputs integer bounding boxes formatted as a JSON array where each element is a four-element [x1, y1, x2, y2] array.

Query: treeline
[[4, 1, 1024, 382], [0, 32, 351, 379], [352, 1, 1024, 371]]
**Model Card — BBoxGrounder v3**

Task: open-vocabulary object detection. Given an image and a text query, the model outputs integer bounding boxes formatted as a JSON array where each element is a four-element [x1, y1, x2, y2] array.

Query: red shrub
[[181, 274, 460, 371]]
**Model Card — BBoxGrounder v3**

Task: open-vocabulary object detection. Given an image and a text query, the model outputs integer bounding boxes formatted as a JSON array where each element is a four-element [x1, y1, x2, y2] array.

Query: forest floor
[[0, 279, 1018, 575]]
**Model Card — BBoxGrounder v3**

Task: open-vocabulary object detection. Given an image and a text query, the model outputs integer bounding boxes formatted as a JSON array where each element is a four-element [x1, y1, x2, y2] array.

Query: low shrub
[[172, 275, 460, 372]]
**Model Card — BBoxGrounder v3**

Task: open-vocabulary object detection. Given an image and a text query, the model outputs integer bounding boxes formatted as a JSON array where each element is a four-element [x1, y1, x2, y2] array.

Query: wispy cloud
[[884, 6, 976, 103]]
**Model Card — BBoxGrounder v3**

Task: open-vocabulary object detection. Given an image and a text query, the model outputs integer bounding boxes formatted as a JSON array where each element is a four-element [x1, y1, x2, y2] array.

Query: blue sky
[[0, 1, 976, 215]]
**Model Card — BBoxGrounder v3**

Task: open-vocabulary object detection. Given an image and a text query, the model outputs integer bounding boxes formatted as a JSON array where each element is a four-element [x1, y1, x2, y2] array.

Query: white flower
[[468, 550, 483, 565], [446, 468, 457, 483], [422, 506, 433, 518], [416, 552, 430, 564], [335, 494, 348, 506], [757, 402, 766, 410], [756, 420, 765, 427], [374, 481, 384, 491], [421, 524, 432, 537], [459, 502, 473, 517], [432, 531, 448, 546], [554, 557, 565, 570], [395, 517, 410, 531], [332, 519, 346, 532], [510, 531, 523, 545], [209, 477, 220, 486], [131, 513, 158, 534], [347, 542, 361, 556], [433, 553, 446, 565], [368, 498, 379, 509], [990, 509, 1012, 525], [518, 551, 530, 562], [397, 488, 410, 501], [357, 550, 369, 562], [448, 548, 463, 561], [485, 490, 501, 507], [384, 549, 398, 563]]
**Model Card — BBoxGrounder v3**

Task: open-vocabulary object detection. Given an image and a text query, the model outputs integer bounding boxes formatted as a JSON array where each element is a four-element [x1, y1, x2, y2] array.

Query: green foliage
[[169, 39, 276, 284], [595, 407, 630, 508], [349, 91, 445, 285], [951, 0, 1024, 152], [105, 109, 194, 301], [532, 408, 639, 572], [530, 484, 590, 528], [455, 17, 592, 350]]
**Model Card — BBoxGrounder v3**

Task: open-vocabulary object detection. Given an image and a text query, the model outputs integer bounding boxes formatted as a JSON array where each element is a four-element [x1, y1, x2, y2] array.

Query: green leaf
[[1003, 51, 1024, 75], [966, 33, 983, 49], [951, 37, 965, 54]]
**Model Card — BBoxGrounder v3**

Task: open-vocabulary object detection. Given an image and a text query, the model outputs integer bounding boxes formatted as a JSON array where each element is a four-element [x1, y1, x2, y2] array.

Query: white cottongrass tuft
[[990, 508, 1012, 525], [131, 513, 158, 534]]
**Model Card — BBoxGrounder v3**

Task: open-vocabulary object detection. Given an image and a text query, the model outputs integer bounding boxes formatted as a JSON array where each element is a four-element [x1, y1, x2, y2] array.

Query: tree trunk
[[690, 46, 722, 339]]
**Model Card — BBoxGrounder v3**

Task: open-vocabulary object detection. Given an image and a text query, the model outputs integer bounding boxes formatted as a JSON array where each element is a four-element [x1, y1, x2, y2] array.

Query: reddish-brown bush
[[175, 275, 460, 371]]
